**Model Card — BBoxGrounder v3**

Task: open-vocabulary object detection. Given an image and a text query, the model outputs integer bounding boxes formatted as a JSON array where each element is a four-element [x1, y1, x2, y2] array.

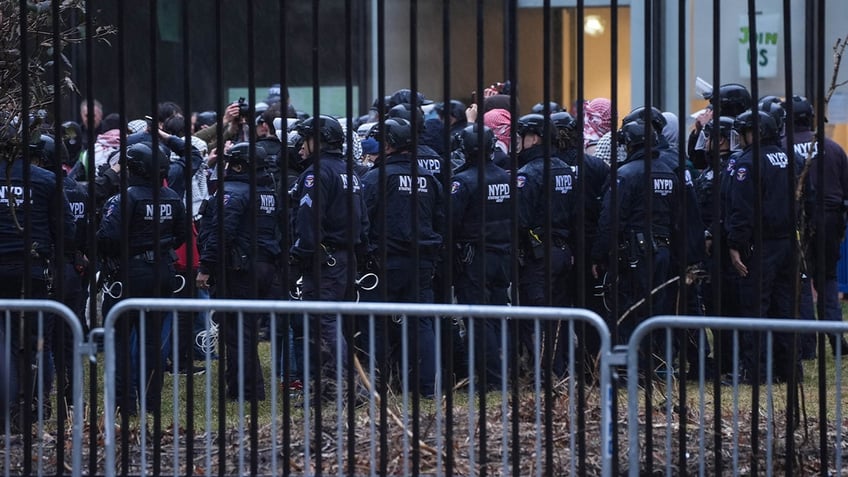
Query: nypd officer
[[726, 110, 797, 381], [592, 120, 679, 344], [514, 113, 577, 375], [0, 128, 75, 422], [290, 115, 368, 391], [450, 124, 511, 388], [361, 117, 443, 397], [98, 142, 186, 416], [196, 142, 280, 401]]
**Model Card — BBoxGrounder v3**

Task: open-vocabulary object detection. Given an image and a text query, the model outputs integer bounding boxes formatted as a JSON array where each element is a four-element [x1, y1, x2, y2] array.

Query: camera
[[237, 97, 249, 117]]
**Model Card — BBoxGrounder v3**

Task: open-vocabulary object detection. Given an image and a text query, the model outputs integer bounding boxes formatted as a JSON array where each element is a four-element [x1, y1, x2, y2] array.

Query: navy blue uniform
[[725, 142, 796, 378], [362, 152, 443, 397], [291, 152, 368, 385], [199, 170, 280, 400], [593, 149, 679, 343], [98, 178, 186, 415], [450, 160, 511, 387], [515, 145, 576, 376], [0, 159, 75, 418]]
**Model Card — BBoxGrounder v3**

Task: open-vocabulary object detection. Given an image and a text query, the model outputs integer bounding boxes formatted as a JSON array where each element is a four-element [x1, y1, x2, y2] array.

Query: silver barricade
[[0, 299, 88, 477], [623, 315, 848, 476], [102, 298, 612, 477]]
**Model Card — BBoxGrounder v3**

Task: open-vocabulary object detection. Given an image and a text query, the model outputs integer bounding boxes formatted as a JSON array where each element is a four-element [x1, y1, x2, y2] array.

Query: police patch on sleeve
[[516, 175, 526, 189], [450, 181, 461, 194], [103, 201, 117, 218], [735, 166, 748, 182], [304, 174, 315, 188]]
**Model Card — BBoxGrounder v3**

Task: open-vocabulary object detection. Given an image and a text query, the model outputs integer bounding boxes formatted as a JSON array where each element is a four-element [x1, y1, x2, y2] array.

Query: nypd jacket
[[0, 160, 75, 258], [97, 177, 186, 258], [450, 161, 512, 252], [362, 152, 443, 258], [290, 152, 368, 258], [725, 142, 796, 251], [199, 171, 280, 271], [786, 128, 848, 212], [515, 145, 576, 241], [592, 149, 679, 263]]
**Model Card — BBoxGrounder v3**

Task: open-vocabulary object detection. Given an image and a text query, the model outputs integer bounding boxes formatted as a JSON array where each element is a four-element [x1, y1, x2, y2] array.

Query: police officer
[[450, 124, 511, 389], [98, 142, 186, 416], [196, 142, 280, 401], [514, 113, 577, 375], [290, 115, 368, 393], [361, 117, 443, 397], [31, 135, 90, 406], [725, 110, 796, 381], [688, 83, 752, 169], [0, 127, 75, 424], [592, 120, 679, 344], [784, 95, 848, 355]]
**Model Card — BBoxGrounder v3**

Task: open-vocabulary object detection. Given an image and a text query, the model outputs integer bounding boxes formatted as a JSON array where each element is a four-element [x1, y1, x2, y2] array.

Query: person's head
[[157, 101, 183, 125], [434, 100, 467, 126], [583, 97, 612, 148], [696, 116, 734, 154], [621, 106, 667, 135], [707, 83, 751, 118], [29, 134, 68, 170], [387, 88, 433, 109], [125, 142, 168, 181], [79, 99, 103, 130], [782, 95, 815, 130], [515, 113, 551, 153], [60, 121, 82, 162], [370, 118, 413, 155], [194, 111, 217, 133], [483, 108, 511, 151], [617, 120, 658, 157], [359, 137, 380, 167], [530, 101, 563, 115], [757, 95, 787, 135], [101, 113, 121, 132], [162, 115, 186, 137], [731, 109, 779, 149], [225, 142, 267, 173], [295, 115, 345, 160], [256, 108, 279, 138], [550, 111, 579, 151], [387, 103, 425, 132], [456, 124, 496, 164]]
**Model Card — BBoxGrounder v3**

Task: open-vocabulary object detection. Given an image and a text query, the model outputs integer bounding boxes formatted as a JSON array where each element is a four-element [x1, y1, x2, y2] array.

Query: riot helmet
[[731, 110, 779, 149], [757, 96, 787, 133], [387, 103, 425, 130], [617, 120, 657, 155], [226, 142, 268, 167], [516, 113, 551, 138], [388, 88, 433, 108], [694, 116, 735, 152], [456, 124, 496, 161], [371, 118, 413, 151], [126, 142, 168, 180], [434, 100, 467, 122], [782, 95, 814, 128], [551, 111, 580, 150], [621, 106, 666, 132], [31, 135, 69, 169], [530, 101, 563, 115], [706, 83, 752, 118], [295, 115, 345, 150]]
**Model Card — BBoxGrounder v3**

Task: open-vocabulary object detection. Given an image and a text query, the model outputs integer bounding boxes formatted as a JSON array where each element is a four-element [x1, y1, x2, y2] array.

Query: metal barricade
[[622, 315, 848, 476], [0, 299, 89, 477], [101, 297, 611, 477]]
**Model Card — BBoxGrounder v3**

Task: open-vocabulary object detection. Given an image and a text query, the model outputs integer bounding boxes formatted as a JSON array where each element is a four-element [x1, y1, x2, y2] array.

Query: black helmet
[[707, 83, 752, 117], [371, 118, 413, 150], [61, 121, 82, 163], [32, 135, 69, 169], [551, 112, 580, 150], [516, 113, 550, 137], [295, 115, 344, 149], [617, 120, 657, 151], [456, 124, 496, 160], [757, 96, 787, 132], [126, 142, 168, 180], [226, 142, 268, 166], [387, 103, 425, 130], [704, 116, 735, 141], [195, 111, 217, 129], [530, 101, 563, 115], [732, 110, 779, 141], [621, 106, 666, 132], [782, 95, 814, 127], [435, 100, 467, 122], [388, 88, 433, 108], [550, 111, 577, 131]]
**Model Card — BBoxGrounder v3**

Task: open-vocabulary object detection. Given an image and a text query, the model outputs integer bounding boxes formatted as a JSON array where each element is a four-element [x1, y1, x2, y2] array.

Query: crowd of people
[[1, 80, 847, 419]]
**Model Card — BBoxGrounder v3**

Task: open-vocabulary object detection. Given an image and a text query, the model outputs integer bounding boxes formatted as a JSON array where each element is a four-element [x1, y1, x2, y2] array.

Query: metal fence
[[101, 298, 612, 477], [621, 315, 848, 477], [0, 299, 89, 477]]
